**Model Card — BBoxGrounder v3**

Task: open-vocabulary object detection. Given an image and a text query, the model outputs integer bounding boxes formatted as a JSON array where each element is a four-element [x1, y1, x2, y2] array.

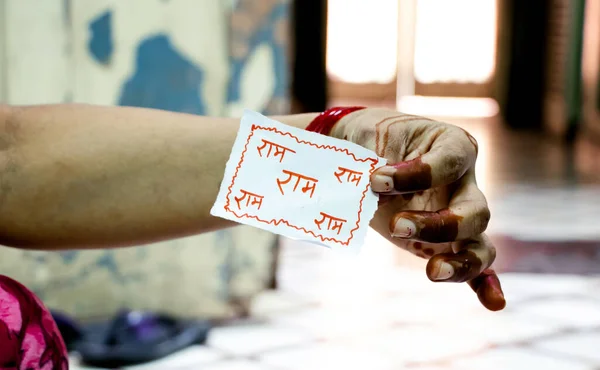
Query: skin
[[331, 108, 505, 311], [0, 104, 317, 249], [0, 104, 504, 311]]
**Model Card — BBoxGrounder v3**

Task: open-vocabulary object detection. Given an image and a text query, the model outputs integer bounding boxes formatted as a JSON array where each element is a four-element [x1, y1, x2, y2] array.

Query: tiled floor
[[71, 114, 600, 369], [70, 234, 600, 370]]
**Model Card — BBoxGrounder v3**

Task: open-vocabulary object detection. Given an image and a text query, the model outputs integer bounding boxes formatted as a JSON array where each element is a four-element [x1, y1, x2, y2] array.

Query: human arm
[[0, 103, 503, 310], [0, 104, 317, 249]]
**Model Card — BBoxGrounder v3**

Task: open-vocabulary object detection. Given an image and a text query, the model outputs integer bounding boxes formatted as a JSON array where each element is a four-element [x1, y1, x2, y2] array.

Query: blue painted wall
[[87, 10, 207, 115]]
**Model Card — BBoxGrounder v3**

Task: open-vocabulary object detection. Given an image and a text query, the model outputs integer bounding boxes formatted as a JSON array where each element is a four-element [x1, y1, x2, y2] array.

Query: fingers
[[389, 171, 490, 243], [390, 209, 462, 242], [371, 129, 477, 194], [426, 238, 505, 312], [425, 234, 496, 283], [468, 269, 506, 311]]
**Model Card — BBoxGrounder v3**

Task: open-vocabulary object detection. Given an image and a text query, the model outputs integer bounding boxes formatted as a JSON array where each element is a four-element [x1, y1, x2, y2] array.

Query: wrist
[[305, 106, 366, 136]]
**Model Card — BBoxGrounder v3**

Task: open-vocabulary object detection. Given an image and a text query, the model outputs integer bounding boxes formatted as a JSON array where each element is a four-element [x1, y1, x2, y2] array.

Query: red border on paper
[[224, 124, 379, 246]]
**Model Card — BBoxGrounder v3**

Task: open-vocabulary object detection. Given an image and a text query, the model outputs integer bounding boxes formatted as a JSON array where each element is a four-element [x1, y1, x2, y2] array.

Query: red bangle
[[305, 106, 366, 135]]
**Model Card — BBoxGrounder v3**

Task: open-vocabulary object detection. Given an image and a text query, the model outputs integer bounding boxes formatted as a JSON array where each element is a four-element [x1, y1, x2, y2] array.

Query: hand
[[330, 108, 505, 311]]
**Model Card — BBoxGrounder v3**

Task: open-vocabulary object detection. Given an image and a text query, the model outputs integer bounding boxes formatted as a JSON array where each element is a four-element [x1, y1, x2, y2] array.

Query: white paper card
[[211, 110, 386, 253]]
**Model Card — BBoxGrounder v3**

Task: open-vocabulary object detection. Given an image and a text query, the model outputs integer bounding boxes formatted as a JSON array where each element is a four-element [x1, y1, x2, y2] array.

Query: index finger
[[371, 129, 477, 194]]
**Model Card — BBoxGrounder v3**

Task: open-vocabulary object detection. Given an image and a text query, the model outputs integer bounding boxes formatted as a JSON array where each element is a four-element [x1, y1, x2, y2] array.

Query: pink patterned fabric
[[0, 275, 68, 370]]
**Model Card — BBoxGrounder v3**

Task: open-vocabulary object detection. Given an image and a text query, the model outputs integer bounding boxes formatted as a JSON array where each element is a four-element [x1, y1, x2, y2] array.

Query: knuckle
[[475, 205, 491, 232], [461, 202, 491, 237], [443, 153, 468, 181]]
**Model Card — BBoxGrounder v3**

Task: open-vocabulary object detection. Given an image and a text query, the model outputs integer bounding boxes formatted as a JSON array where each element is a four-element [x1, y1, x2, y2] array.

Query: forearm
[[0, 104, 318, 250]]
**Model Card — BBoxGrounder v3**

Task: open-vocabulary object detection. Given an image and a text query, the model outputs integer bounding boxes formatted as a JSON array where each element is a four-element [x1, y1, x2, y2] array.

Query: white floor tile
[[432, 311, 565, 345], [450, 347, 594, 370], [499, 274, 598, 301], [204, 359, 276, 370], [351, 326, 488, 363], [270, 303, 395, 341], [515, 297, 600, 328], [259, 343, 400, 370], [533, 331, 600, 363], [378, 289, 482, 325], [124, 346, 224, 369], [208, 323, 315, 356]]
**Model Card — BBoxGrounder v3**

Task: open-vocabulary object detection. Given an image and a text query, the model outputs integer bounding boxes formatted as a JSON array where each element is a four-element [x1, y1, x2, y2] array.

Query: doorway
[[326, 0, 501, 116]]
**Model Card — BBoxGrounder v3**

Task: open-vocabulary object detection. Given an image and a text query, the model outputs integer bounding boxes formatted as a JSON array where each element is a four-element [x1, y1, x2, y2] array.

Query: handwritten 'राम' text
[[334, 166, 363, 186], [234, 189, 264, 210], [218, 119, 382, 249], [314, 212, 347, 235], [257, 139, 296, 163], [276, 170, 318, 198]]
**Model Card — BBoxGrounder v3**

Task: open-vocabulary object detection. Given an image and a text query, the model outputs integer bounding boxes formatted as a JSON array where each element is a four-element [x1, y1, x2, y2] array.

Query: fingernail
[[371, 174, 393, 192], [391, 218, 417, 238], [432, 261, 455, 281]]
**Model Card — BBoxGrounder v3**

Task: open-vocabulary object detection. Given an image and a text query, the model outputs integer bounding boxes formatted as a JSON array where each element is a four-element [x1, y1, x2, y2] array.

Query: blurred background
[[1, 0, 599, 369]]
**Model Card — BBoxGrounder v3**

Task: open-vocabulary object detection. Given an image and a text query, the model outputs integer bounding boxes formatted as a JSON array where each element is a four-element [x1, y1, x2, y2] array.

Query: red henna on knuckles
[[413, 242, 423, 250], [389, 157, 433, 193], [390, 208, 463, 243], [426, 250, 483, 283], [468, 269, 506, 311]]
